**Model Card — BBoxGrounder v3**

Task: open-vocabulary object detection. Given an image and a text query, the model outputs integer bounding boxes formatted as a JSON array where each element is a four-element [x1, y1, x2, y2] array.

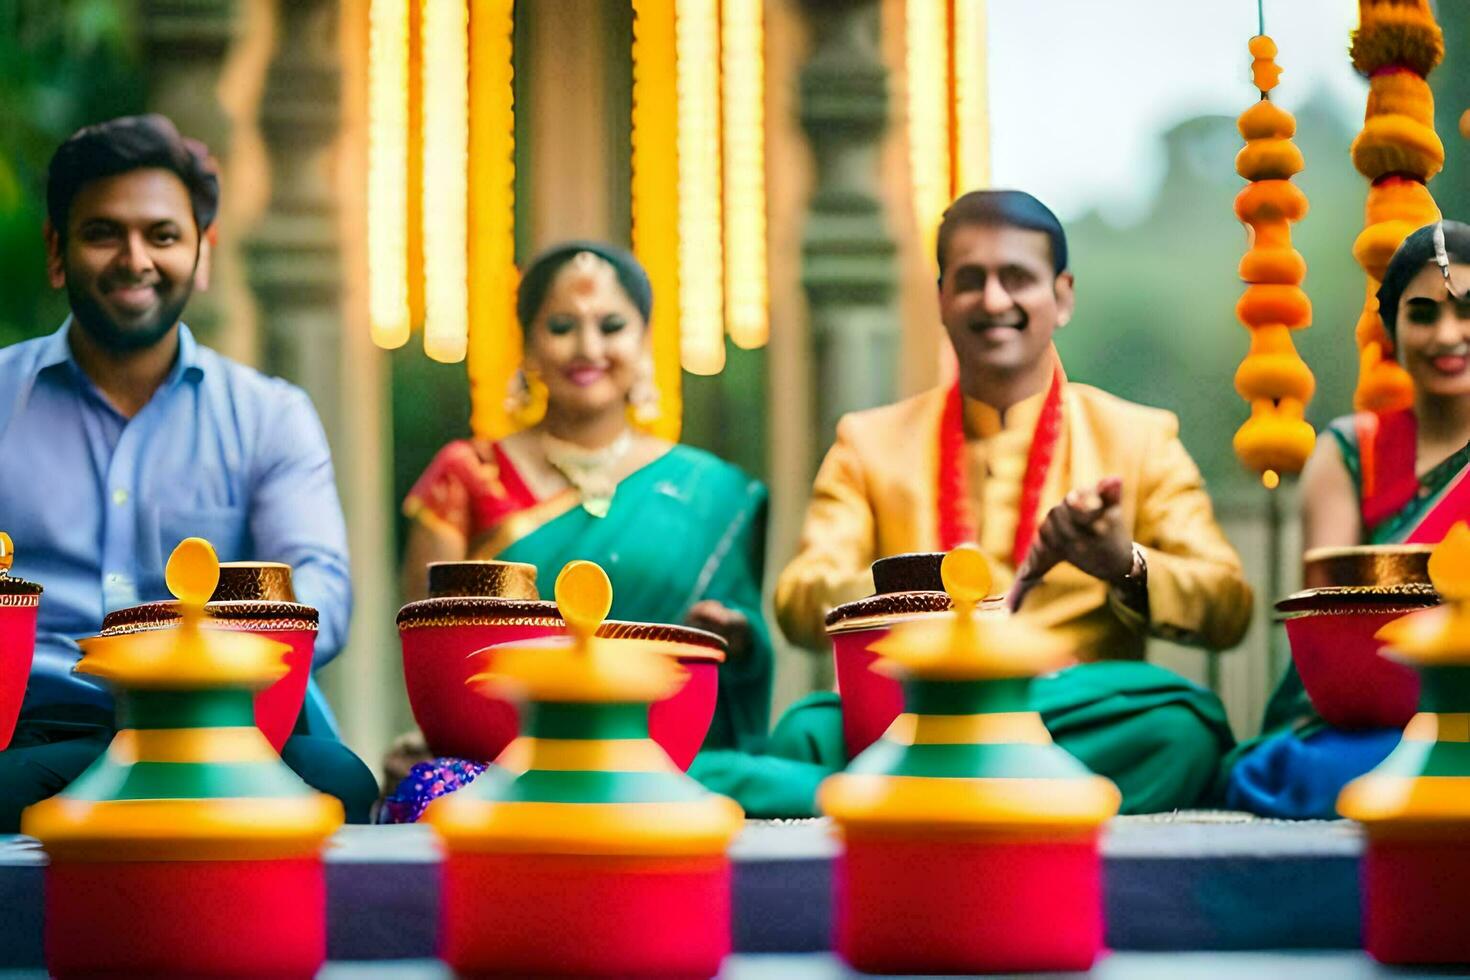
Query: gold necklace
[[541, 429, 634, 518]]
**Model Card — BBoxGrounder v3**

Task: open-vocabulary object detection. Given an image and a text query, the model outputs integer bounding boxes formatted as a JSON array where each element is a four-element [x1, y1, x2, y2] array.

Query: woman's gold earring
[[627, 357, 661, 426], [506, 367, 548, 428]]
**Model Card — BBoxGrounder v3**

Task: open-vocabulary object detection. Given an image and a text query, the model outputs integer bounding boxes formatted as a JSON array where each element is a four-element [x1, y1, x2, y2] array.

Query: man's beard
[[66, 264, 195, 355]]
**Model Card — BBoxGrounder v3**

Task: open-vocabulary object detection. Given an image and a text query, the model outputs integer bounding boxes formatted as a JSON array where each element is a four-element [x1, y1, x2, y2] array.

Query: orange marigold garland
[[1232, 35, 1316, 489], [1349, 0, 1444, 413]]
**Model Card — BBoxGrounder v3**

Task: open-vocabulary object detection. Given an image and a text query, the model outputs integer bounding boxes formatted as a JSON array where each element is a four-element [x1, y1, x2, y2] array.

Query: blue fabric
[[1225, 727, 1401, 820], [0, 321, 351, 733]]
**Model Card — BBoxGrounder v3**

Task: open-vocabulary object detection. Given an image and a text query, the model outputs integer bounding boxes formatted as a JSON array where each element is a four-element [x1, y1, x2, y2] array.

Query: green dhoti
[[691, 661, 1234, 818]]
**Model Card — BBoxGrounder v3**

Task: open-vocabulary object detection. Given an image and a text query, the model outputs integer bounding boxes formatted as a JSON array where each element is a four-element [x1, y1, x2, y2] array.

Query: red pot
[[827, 553, 1009, 759], [0, 572, 42, 751], [1278, 586, 1436, 731], [45, 858, 324, 978], [835, 833, 1105, 974], [440, 852, 730, 977], [99, 563, 315, 752], [398, 561, 725, 770], [1361, 837, 1470, 965]]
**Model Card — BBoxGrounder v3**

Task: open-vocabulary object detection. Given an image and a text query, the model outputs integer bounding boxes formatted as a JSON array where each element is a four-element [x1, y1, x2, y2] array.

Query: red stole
[[937, 360, 1067, 568]]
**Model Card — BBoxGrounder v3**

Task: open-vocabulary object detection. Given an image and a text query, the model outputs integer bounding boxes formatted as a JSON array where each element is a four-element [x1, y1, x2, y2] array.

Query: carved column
[[788, 0, 896, 691], [249, 0, 341, 397], [248, 0, 398, 772], [138, 0, 245, 356], [798, 0, 898, 449]]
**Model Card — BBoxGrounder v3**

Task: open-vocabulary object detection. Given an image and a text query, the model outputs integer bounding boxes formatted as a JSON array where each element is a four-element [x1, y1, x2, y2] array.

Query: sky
[[987, 0, 1365, 222]]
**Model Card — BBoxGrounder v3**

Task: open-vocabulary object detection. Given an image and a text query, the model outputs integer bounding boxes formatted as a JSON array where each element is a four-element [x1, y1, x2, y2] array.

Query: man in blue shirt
[[0, 115, 377, 828]]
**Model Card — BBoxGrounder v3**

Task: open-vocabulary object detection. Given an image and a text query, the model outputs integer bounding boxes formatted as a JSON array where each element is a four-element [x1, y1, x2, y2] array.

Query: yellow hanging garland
[[1348, 0, 1445, 414], [1232, 35, 1316, 488]]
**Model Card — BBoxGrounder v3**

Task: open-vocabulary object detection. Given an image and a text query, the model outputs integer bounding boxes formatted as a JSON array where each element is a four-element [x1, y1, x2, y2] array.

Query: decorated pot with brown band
[[1278, 545, 1439, 731], [398, 560, 725, 769], [98, 561, 315, 751], [826, 552, 1005, 759], [0, 532, 42, 750]]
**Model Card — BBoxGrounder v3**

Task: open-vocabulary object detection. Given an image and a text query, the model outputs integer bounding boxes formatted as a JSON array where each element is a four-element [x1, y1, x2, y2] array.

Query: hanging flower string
[[1232, 34, 1316, 489], [1348, 0, 1445, 414]]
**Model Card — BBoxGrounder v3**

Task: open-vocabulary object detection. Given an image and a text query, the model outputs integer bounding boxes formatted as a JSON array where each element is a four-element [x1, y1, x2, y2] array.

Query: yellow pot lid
[[870, 546, 1071, 680], [472, 560, 685, 703], [76, 538, 289, 690]]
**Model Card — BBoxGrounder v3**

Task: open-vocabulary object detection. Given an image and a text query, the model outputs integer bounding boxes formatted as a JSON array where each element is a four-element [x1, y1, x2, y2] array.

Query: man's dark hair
[[1378, 220, 1470, 341], [936, 189, 1068, 278], [46, 114, 220, 242]]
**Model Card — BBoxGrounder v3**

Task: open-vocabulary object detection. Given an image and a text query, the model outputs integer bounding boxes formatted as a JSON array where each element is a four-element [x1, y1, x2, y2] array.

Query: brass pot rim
[[0, 574, 42, 597], [100, 599, 319, 634], [1275, 583, 1439, 618], [826, 591, 1007, 633], [395, 597, 727, 654], [397, 595, 558, 628]]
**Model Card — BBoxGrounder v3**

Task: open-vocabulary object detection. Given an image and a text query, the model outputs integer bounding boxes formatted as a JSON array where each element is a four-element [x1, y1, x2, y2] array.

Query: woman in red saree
[[1226, 221, 1470, 817]]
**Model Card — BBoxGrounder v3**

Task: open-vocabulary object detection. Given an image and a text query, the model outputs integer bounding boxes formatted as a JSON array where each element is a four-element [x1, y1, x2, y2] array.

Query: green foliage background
[[1057, 99, 1362, 497], [0, 0, 144, 348]]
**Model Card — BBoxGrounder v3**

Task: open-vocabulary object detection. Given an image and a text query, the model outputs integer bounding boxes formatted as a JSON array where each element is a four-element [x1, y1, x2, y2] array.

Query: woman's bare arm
[[1299, 436, 1361, 589]]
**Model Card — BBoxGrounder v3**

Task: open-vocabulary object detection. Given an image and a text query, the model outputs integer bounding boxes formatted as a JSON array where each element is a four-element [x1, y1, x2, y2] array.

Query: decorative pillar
[[248, 0, 399, 773], [797, 0, 898, 450], [139, 0, 261, 363], [786, 0, 896, 692], [249, 0, 341, 396]]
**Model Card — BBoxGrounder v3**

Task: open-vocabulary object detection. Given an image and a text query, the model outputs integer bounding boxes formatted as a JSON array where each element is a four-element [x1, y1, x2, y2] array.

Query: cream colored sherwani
[[774, 382, 1253, 659]]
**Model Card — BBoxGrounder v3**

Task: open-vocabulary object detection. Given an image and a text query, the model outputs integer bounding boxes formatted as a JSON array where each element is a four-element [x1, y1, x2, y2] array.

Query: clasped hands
[[1006, 475, 1136, 613]]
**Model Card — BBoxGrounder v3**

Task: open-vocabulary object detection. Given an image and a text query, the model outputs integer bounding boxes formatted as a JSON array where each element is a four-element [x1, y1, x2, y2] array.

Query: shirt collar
[[34, 320, 75, 374], [963, 382, 1051, 440], [169, 322, 205, 384], [38, 317, 205, 386]]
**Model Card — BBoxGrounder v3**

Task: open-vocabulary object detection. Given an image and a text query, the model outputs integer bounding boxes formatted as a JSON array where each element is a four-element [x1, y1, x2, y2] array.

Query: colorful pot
[[0, 532, 41, 751], [98, 562, 315, 752], [398, 560, 724, 769], [828, 552, 1007, 759], [22, 538, 341, 978], [820, 547, 1119, 975], [427, 560, 742, 978], [1339, 526, 1470, 965], [1279, 545, 1437, 731]]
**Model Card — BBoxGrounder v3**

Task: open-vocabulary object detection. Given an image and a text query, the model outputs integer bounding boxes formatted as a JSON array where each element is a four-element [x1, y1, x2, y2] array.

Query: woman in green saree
[[384, 242, 772, 821], [1225, 221, 1470, 818]]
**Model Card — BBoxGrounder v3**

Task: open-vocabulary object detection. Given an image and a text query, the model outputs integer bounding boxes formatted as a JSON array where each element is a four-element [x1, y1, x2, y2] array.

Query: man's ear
[[1055, 271, 1076, 328], [43, 220, 65, 289]]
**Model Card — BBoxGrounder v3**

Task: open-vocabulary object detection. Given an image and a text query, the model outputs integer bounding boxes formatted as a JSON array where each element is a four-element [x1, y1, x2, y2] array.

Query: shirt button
[[112, 488, 128, 505]]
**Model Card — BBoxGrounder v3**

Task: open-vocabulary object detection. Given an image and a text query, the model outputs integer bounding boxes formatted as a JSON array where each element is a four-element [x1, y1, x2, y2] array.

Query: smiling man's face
[[938, 222, 1073, 381], [48, 167, 200, 354]]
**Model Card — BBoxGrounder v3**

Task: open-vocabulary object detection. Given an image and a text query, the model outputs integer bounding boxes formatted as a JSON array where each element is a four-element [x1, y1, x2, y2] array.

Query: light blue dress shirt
[[0, 320, 352, 734]]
